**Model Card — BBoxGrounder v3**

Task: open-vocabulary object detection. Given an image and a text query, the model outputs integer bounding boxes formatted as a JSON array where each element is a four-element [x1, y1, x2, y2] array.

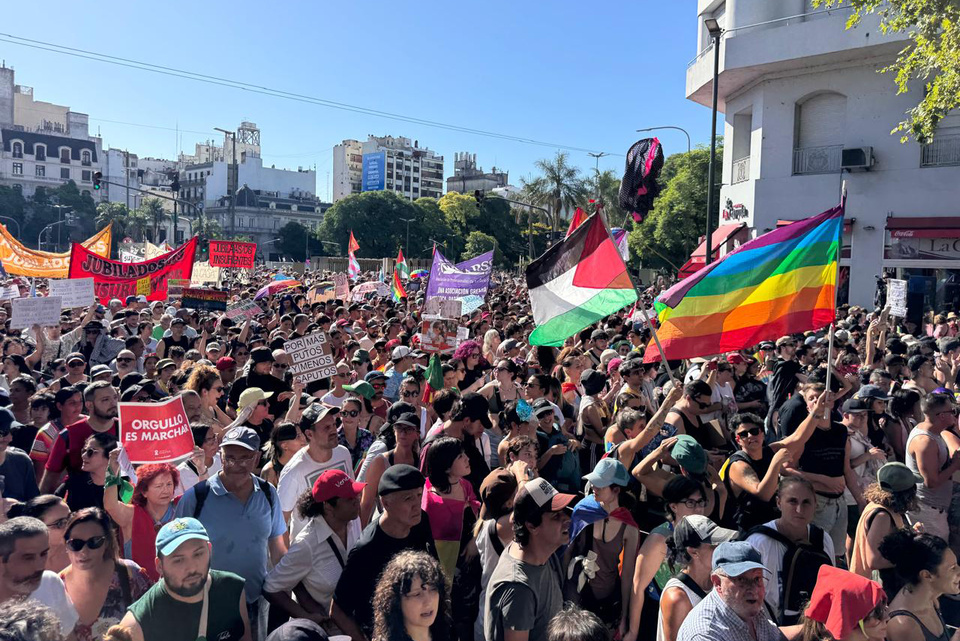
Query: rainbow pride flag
[[392, 266, 407, 301], [644, 203, 843, 361]]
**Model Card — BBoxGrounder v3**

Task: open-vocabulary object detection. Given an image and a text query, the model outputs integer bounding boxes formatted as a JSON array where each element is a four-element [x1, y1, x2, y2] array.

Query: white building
[[332, 135, 444, 202], [687, 1, 960, 310], [0, 65, 104, 200], [446, 152, 509, 194]]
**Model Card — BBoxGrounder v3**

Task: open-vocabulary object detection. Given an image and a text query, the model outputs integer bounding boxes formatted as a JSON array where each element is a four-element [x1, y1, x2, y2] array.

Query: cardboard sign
[[333, 273, 350, 300], [136, 277, 150, 296], [225, 299, 263, 321], [887, 278, 907, 317], [420, 319, 459, 354], [181, 288, 228, 312], [119, 396, 193, 464], [308, 283, 336, 304], [191, 261, 221, 287], [11, 296, 63, 329], [167, 278, 189, 299], [48, 278, 95, 308], [423, 298, 463, 319], [285, 332, 336, 384], [208, 241, 257, 269], [0, 284, 22, 301]]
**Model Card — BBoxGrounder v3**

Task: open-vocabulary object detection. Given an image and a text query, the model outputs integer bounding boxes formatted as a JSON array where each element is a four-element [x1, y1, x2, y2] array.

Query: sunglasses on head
[[66, 536, 107, 552], [736, 426, 762, 439]]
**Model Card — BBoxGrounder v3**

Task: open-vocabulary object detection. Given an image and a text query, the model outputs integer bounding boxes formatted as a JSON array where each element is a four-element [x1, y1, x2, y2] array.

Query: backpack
[[192, 477, 274, 519], [748, 524, 832, 626]]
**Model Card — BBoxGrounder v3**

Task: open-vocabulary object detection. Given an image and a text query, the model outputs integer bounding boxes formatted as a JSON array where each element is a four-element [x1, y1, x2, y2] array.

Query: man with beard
[[40, 381, 122, 493], [120, 517, 251, 641], [0, 517, 78, 634]]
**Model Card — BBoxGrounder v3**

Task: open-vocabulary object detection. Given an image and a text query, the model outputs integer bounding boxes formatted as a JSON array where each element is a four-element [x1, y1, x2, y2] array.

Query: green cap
[[671, 435, 706, 475], [343, 381, 376, 400], [877, 462, 922, 493]]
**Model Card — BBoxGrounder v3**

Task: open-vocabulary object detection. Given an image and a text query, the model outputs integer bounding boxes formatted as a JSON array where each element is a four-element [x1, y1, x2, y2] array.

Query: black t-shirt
[[333, 512, 438, 635], [10, 424, 38, 453], [57, 471, 105, 511], [767, 359, 802, 414], [0, 447, 39, 502], [797, 422, 848, 496], [724, 447, 780, 532], [778, 394, 808, 442]]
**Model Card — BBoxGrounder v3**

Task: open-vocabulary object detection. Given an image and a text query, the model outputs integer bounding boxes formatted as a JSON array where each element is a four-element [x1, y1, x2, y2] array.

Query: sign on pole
[[119, 396, 193, 464], [11, 296, 63, 329], [285, 332, 336, 383], [181, 288, 229, 312], [423, 298, 462, 319], [48, 278, 96, 308], [208, 241, 257, 269], [887, 279, 908, 317], [419, 319, 459, 354]]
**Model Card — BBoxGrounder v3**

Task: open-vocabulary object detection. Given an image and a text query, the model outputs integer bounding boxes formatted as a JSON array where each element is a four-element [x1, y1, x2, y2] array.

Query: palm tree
[[125, 209, 151, 242], [530, 151, 588, 236], [139, 198, 170, 243], [595, 169, 627, 226], [95, 202, 130, 238]]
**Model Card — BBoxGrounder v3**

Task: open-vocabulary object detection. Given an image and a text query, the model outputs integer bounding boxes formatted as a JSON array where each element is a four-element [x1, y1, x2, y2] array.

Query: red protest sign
[[208, 241, 257, 269], [119, 396, 193, 464]]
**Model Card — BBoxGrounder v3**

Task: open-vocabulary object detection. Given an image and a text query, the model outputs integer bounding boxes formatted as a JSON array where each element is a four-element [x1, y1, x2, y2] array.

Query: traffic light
[[93, 172, 102, 190], [474, 189, 485, 207], [170, 172, 180, 193]]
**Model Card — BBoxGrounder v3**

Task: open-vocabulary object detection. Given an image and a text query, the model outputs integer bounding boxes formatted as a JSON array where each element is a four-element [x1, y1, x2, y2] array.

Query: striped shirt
[[676, 589, 784, 641]]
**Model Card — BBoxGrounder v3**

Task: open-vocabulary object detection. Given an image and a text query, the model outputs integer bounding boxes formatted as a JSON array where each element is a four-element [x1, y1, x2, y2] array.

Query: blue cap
[[221, 426, 261, 451], [156, 517, 210, 557], [583, 458, 630, 488], [712, 541, 770, 577], [856, 384, 892, 401]]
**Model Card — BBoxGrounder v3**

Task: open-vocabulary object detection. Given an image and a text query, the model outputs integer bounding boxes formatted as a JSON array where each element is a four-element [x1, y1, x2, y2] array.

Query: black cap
[[841, 398, 871, 414], [119, 372, 146, 393], [265, 619, 327, 641], [378, 464, 425, 497], [531, 398, 553, 416], [581, 369, 607, 395], [460, 392, 493, 429], [591, 329, 607, 340], [250, 347, 275, 364]]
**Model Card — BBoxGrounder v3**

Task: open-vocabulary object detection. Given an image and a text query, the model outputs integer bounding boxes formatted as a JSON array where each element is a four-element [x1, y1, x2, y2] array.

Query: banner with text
[[68, 237, 197, 304], [181, 288, 229, 311], [208, 241, 257, 269], [424, 249, 493, 301], [225, 299, 263, 321], [285, 332, 336, 383], [0, 224, 111, 278], [119, 396, 193, 464]]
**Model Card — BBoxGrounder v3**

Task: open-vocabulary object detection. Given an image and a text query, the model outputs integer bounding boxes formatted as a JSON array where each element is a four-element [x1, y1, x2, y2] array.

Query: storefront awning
[[678, 223, 747, 279], [887, 217, 960, 239]]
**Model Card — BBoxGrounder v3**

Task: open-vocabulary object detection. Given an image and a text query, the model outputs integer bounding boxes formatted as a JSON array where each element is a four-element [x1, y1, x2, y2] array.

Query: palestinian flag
[[527, 213, 638, 346], [566, 207, 588, 238], [396, 248, 410, 279], [422, 353, 444, 404]]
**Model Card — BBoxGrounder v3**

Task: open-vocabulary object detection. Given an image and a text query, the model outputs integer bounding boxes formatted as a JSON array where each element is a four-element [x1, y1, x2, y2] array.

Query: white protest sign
[[887, 279, 907, 317], [11, 296, 63, 329], [459, 295, 484, 315], [48, 278, 95, 308], [191, 261, 221, 286], [0, 285, 20, 301], [334, 273, 350, 300], [285, 332, 337, 383], [423, 298, 463, 320], [225, 300, 263, 322]]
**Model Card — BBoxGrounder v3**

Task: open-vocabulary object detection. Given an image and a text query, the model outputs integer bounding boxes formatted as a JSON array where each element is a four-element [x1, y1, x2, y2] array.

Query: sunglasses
[[401, 390, 419, 398], [81, 447, 102, 457], [372, 383, 386, 390], [46, 516, 69, 530], [117, 358, 134, 363], [736, 427, 762, 439], [342, 409, 360, 417], [273, 363, 289, 369], [257, 400, 269, 407], [66, 536, 107, 552], [694, 399, 711, 410]]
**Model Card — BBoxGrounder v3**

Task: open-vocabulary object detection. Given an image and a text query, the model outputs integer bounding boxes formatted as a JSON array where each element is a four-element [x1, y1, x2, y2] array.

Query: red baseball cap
[[384, 338, 401, 350], [312, 470, 366, 503], [216, 356, 236, 371], [726, 353, 746, 365]]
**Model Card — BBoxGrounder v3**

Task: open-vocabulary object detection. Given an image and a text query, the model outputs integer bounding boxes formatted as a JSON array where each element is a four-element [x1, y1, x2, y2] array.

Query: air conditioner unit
[[841, 147, 875, 170]]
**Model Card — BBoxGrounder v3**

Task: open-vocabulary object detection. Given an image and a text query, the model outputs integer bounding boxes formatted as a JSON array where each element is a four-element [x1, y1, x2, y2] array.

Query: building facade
[[687, 1, 960, 310], [446, 152, 509, 194], [0, 66, 104, 200], [332, 135, 444, 202]]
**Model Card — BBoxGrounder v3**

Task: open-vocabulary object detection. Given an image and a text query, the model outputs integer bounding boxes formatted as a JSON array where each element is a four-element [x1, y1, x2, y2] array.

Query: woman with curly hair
[[184, 364, 232, 429], [103, 454, 180, 582], [453, 341, 486, 393], [372, 550, 452, 641]]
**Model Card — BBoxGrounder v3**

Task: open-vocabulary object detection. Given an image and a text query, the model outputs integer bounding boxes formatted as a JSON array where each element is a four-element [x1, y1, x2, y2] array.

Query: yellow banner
[[0, 224, 112, 278]]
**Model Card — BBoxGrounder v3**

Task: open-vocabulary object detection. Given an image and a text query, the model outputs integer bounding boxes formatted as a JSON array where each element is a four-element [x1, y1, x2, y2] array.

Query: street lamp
[[636, 126, 692, 153], [0, 216, 20, 238], [214, 127, 237, 239], [259, 237, 281, 263], [704, 17, 723, 266], [399, 217, 414, 256], [38, 221, 68, 251]]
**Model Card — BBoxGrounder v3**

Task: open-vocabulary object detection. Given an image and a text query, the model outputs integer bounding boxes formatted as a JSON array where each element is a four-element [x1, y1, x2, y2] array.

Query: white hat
[[391, 346, 412, 361]]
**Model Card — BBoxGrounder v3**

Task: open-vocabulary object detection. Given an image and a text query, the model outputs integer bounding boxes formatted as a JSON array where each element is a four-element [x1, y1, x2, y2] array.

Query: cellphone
[[707, 361, 718, 371]]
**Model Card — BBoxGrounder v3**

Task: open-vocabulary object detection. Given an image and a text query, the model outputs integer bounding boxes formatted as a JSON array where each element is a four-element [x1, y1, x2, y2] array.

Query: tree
[[318, 191, 424, 258], [522, 151, 588, 236], [813, 0, 960, 142], [95, 202, 133, 254], [0, 186, 27, 234], [461, 231, 500, 263], [411, 198, 457, 259], [627, 141, 723, 272], [278, 222, 323, 261], [139, 198, 169, 243], [594, 169, 627, 226], [437, 193, 524, 266]]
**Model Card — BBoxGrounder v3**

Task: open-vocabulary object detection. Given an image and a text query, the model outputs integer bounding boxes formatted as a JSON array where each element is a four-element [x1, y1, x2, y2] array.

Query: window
[[81, 150, 91, 166], [12, 142, 22, 159], [12, 163, 22, 175], [36, 165, 46, 177], [35, 145, 46, 161], [60, 168, 70, 180], [793, 92, 846, 174], [60, 148, 71, 163], [82, 170, 92, 182]]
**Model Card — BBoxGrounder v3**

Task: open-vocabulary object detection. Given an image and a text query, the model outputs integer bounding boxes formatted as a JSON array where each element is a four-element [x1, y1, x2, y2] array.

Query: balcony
[[921, 134, 960, 168], [732, 156, 750, 184], [792, 145, 842, 175]]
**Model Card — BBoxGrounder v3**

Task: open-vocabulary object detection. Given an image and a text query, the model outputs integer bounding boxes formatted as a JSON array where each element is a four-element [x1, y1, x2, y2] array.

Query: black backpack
[[748, 524, 832, 626], [192, 477, 274, 519]]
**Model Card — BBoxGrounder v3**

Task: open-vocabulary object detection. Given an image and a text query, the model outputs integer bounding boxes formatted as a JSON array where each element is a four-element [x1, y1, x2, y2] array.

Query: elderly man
[[676, 541, 783, 641], [271, 349, 292, 381], [113, 349, 139, 380], [76, 319, 125, 367]]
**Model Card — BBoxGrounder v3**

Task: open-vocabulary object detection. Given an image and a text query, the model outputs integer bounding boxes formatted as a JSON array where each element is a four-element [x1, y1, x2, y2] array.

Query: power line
[[0, 33, 622, 156]]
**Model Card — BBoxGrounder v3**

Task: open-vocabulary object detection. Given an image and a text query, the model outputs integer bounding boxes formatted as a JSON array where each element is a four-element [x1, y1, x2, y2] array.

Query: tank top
[[667, 409, 710, 449], [724, 447, 779, 531], [798, 422, 848, 497], [849, 503, 903, 578], [906, 428, 953, 510], [656, 575, 705, 641], [889, 610, 950, 641], [588, 520, 628, 600]]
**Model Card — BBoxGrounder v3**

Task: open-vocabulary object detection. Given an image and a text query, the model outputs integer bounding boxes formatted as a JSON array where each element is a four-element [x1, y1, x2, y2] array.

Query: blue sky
[[1, 1, 711, 201]]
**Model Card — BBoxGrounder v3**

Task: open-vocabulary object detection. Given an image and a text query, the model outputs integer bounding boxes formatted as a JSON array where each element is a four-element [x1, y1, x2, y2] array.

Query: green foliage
[[594, 169, 627, 224], [521, 151, 589, 235], [277, 222, 323, 260], [319, 191, 429, 258], [628, 142, 722, 272], [813, 0, 960, 142], [138, 198, 168, 243], [0, 186, 27, 234], [461, 231, 500, 263], [438, 193, 524, 266]]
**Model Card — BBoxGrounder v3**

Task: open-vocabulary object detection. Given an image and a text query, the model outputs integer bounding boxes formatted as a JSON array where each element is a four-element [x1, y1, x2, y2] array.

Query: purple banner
[[424, 249, 493, 301]]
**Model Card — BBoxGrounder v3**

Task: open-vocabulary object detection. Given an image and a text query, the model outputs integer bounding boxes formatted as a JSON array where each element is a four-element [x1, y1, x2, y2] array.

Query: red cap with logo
[[311, 469, 366, 503]]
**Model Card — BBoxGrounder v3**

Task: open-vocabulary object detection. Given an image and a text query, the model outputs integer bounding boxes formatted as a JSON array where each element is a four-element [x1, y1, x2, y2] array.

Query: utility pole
[[704, 19, 723, 266], [399, 217, 414, 256], [215, 127, 237, 239], [587, 152, 608, 204], [124, 150, 130, 211]]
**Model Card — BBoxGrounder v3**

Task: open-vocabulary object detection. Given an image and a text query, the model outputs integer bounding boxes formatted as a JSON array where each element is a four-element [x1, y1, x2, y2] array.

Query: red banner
[[69, 237, 197, 304], [118, 396, 193, 464], [208, 240, 257, 269]]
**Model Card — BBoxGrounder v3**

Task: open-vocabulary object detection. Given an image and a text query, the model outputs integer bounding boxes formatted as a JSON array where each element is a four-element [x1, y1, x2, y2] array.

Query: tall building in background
[[332, 135, 443, 202], [446, 152, 509, 193], [0, 65, 105, 199]]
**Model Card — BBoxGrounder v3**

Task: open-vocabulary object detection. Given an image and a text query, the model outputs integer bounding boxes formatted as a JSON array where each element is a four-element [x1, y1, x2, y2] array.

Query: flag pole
[[823, 181, 847, 418]]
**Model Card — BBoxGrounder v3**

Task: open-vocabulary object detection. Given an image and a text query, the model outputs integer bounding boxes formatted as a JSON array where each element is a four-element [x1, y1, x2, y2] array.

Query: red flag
[[566, 208, 588, 237], [348, 231, 360, 254]]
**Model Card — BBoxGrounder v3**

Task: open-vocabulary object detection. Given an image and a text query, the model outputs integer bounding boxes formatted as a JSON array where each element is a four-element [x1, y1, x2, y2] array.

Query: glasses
[[495, 367, 510, 373], [46, 517, 70, 530], [223, 454, 257, 466], [117, 358, 134, 363], [81, 447, 102, 458], [736, 427, 762, 439], [372, 383, 386, 390], [212, 385, 224, 392], [336, 372, 348, 378], [66, 536, 107, 552], [402, 390, 419, 398], [680, 498, 708, 509], [68, 362, 85, 368], [694, 399, 711, 409], [342, 409, 360, 417], [273, 363, 289, 369]]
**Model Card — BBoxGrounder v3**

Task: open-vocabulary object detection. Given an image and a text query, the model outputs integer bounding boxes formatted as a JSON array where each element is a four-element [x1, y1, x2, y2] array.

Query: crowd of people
[[0, 268, 959, 641]]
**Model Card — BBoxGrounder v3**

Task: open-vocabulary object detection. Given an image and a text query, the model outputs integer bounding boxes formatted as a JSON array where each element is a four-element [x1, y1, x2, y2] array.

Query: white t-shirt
[[702, 382, 735, 425], [745, 520, 835, 618], [319, 390, 348, 408], [277, 445, 354, 539], [175, 454, 223, 497], [31, 571, 79, 635]]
